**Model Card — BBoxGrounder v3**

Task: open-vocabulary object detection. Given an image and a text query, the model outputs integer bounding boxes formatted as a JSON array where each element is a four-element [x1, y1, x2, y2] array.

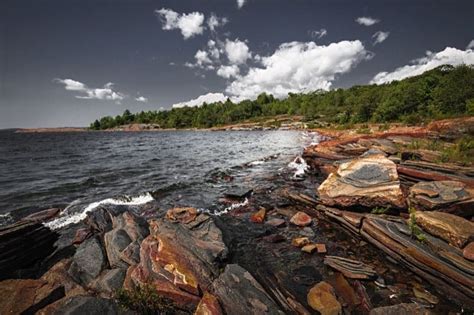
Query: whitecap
[[288, 156, 309, 178], [44, 193, 154, 230], [0, 212, 13, 226], [203, 198, 249, 216]]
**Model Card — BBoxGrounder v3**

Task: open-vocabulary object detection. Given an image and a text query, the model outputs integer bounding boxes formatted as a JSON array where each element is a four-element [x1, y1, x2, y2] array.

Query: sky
[[1, 0, 473, 128]]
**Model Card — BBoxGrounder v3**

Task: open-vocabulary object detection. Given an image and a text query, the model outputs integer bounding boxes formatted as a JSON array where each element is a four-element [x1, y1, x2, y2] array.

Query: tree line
[[90, 64, 474, 130]]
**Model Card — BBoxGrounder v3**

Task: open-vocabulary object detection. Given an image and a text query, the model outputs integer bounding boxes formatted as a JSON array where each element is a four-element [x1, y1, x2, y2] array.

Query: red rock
[[316, 243, 327, 254], [292, 237, 310, 247], [72, 228, 92, 245], [302, 244, 318, 253], [307, 281, 342, 315], [463, 242, 474, 261], [195, 292, 223, 315], [22, 208, 61, 223], [290, 211, 312, 227], [250, 208, 266, 223], [166, 207, 198, 224]]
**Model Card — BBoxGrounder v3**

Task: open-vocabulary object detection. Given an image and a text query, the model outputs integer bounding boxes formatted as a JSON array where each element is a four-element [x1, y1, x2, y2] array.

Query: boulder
[[369, 303, 432, 315], [414, 211, 474, 248], [195, 292, 223, 315], [463, 242, 474, 261], [318, 153, 406, 209], [68, 236, 106, 286], [104, 228, 132, 269], [290, 211, 312, 226], [212, 264, 283, 314], [166, 207, 198, 224], [52, 296, 122, 315], [91, 268, 126, 296], [72, 228, 92, 245], [307, 281, 341, 315], [408, 181, 474, 217]]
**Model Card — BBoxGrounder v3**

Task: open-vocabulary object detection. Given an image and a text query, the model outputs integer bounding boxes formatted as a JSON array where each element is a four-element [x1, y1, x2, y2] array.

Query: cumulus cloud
[[207, 13, 228, 32], [309, 28, 328, 39], [136, 96, 148, 102], [217, 65, 240, 79], [467, 40, 474, 50], [372, 31, 389, 45], [371, 47, 474, 84], [172, 92, 228, 108], [156, 8, 205, 39], [225, 39, 252, 65], [225, 40, 370, 100], [237, 0, 246, 9], [356, 16, 379, 26], [54, 79, 125, 102]]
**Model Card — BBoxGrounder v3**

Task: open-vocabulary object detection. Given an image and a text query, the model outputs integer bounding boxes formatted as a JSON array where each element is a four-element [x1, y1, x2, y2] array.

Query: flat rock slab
[[369, 303, 432, 315], [224, 188, 253, 199], [324, 256, 377, 280], [52, 296, 123, 315]]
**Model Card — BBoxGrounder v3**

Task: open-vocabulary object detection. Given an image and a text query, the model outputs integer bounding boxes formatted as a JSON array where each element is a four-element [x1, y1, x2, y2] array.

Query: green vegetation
[[371, 206, 390, 214], [116, 285, 181, 315], [438, 136, 474, 165], [90, 65, 474, 130], [408, 208, 427, 242]]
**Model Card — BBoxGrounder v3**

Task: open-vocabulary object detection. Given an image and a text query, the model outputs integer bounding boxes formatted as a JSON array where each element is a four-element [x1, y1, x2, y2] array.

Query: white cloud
[[54, 79, 125, 102], [136, 96, 148, 102], [217, 65, 240, 79], [225, 40, 370, 99], [237, 0, 246, 9], [309, 28, 328, 39], [371, 47, 474, 84], [372, 31, 389, 45], [156, 8, 205, 39], [467, 40, 474, 50], [225, 39, 251, 65], [207, 14, 228, 32], [356, 16, 379, 26], [172, 92, 228, 108]]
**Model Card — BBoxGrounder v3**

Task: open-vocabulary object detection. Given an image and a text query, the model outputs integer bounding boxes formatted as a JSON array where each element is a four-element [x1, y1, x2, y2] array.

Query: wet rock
[[290, 211, 312, 227], [324, 256, 377, 280], [128, 214, 227, 310], [212, 264, 284, 314], [91, 268, 126, 296], [104, 228, 132, 269], [224, 187, 253, 199], [463, 242, 474, 261], [414, 211, 474, 248], [0, 221, 59, 280], [68, 236, 106, 286], [195, 292, 223, 315], [72, 228, 92, 245], [52, 296, 122, 315], [369, 303, 432, 315], [250, 208, 266, 223], [262, 234, 285, 243], [0, 278, 65, 315], [21, 208, 61, 223], [166, 207, 198, 224], [265, 218, 286, 227], [408, 181, 474, 217], [318, 153, 406, 209], [292, 237, 310, 247], [307, 281, 342, 315], [413, 286, 439, 305]]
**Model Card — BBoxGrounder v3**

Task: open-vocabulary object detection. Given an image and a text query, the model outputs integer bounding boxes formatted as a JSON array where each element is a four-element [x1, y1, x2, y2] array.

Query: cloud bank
[[371, 47, 474, 84], [54, 79, 125, 102], [172, 92, 228, 108]]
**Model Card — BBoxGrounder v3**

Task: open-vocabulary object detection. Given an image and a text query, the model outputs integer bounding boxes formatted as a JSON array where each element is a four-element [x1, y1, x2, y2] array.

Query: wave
[[288, 156, 309, 178], [206, 198, 249, 216], [44, 193, 154, 230]]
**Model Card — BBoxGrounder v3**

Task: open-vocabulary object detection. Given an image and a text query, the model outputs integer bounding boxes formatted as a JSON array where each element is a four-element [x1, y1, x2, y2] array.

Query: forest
[[90, 65, 474, 130]]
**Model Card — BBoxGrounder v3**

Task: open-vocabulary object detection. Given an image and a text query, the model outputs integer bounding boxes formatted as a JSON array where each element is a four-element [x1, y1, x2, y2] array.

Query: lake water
[[0, 130, 320, 228]]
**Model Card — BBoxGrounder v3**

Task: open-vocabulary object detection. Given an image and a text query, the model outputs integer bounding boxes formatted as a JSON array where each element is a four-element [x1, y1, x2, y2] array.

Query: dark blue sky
[[1, 0, 473, 128]]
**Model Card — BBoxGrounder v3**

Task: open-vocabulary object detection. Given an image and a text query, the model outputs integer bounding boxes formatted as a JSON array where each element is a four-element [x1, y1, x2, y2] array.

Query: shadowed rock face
[[409, 181, 474, 217], [318, 153, 406, 209], [212, 264, 284, 315]]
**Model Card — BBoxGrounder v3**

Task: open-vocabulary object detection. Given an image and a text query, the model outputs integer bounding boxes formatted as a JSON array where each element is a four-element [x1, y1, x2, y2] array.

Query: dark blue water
[[0, 130, 315, 227]]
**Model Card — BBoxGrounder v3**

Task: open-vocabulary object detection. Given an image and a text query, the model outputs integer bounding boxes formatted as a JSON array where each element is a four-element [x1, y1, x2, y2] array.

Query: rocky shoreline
[[1, 117, 473, 314]]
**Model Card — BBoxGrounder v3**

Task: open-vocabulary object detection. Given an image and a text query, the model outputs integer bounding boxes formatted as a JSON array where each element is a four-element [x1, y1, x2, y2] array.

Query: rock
[[41, 259, 87, 298], [318, 153, 406, 209], [290, 211, 312, 227], [262, 234, 285, 243], [414, 211, 474, 248], [307, 281, 342, 315], [324, 256, 377, 280], [120, 241, 141, 265], [292, 237, 310, 247], [0, 278, 65, 315], [212, 264, 283, 314], [463, 242, 474, 261], [250, 208, 266, 223], [408, 181, 474, 217], [52, 296, 121, 315], [327, 273, 360, 311], [68, 236, 106, 286], [21, 208, 61, 223], [128, 214, 227, 310], [265, 218, 286, 227], [91, 268, 126, 295], [0, 221, 59, 280], [316, 243, 327, 254], [413, 286, 439, 305], [72, 228, 92, 245], [166, 207, 198, 224], [104, 228, 132, 268], [302, 244, 318, 253], [195, 292, 223, 315], [369, 303, 432, 315], [224, 187, 253, 199]]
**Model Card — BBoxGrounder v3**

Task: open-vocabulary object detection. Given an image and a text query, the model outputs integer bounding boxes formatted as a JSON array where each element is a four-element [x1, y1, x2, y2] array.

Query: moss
[[408, 208, 427, 243], [116, 285, 183, 315]]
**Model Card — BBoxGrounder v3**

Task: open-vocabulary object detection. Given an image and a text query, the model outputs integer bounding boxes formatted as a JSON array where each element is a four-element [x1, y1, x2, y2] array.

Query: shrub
[[116, 285, 181, 315]]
